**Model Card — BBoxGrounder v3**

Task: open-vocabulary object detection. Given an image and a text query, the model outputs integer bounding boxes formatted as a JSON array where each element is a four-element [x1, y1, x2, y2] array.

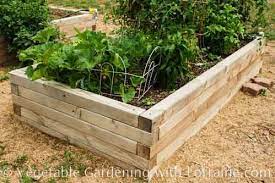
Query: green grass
[[0, 74, 9, 82], [48, 0, 106, 9], [13, 154, 28, 169], [0, 64, 18, 82]]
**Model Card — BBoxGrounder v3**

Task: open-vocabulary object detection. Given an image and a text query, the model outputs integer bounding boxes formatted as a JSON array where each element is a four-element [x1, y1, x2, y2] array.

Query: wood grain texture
[[18, 86, 78, 117], [17, 111, 149, 170], [158, 52, 260, 139], [155, 56, 263, 164], [11, 83, 19, 95], [141, 38, 262, 128], [80, 108, 152, 146], [12, 95, 138, 154], [136, 143, 151, 160], [15, 115, 67, 141], [150, 56, 262, 158], [9, 69, 145, 127]]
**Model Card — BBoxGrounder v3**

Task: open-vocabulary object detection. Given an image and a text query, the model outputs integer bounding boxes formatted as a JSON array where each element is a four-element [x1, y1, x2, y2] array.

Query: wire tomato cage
[[90, 46, 161, 101]]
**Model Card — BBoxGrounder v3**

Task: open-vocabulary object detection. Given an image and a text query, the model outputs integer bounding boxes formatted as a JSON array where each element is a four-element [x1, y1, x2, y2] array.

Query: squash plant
[[20, 27, 145, 103]]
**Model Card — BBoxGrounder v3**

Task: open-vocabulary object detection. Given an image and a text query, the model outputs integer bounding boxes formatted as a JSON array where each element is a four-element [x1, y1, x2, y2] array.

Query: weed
[[142, 97, 156, 107], [260, 89, 268, 96], [13, 154, 28, 169], [77, 163, 87, 176], [0, 74, 9, 82], [55, 150, 89, 178], [47, 178, 57, 183], [0, 161, 10, 172], [0, 144, 6, 156], [20, 172, 33, 183]]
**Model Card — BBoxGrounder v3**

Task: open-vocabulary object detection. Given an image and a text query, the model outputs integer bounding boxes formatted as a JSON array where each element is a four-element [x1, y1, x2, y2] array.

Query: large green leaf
[[130, 76, 145, 87], [119, 84, 136, 103]]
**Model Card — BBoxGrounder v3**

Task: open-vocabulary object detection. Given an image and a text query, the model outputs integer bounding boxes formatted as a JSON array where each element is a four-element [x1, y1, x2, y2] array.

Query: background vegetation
[[48, 0, 105, 9], [18, 0, 269, 103], [0, 0, 49, 54], [108, 0, 268, 87]]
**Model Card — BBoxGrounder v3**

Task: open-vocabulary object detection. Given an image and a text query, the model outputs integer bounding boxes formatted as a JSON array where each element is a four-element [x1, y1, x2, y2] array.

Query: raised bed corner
[[9, 37, 265, 180]]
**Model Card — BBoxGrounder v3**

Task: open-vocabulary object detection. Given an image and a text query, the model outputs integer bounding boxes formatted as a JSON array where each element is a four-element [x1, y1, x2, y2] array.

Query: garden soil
[[0, 43, 274, 182]]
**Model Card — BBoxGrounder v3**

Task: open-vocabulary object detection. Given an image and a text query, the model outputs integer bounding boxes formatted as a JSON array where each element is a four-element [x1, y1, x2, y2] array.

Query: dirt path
[[0, 44, 274, 182]]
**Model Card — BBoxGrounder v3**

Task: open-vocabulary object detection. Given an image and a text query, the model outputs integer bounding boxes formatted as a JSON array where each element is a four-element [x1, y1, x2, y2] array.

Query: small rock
[[251, 77, 274, 88], [242, 82, 267, 96]]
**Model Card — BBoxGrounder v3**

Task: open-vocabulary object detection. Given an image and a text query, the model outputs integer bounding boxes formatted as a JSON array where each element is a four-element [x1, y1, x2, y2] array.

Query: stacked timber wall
[[10, 37, 265, 180], [52, 14, 96, 38], [139, 37, 265, 179]]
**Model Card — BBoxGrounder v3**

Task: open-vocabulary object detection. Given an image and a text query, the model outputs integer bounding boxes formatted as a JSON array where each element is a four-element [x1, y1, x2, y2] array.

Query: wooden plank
[[140, 77, 206, 125], [140, 38, 262, 128], [17, 112, 147, 171], [138, 116, 152, 133], [16, 115, 67, 141], [85, 135, 149, 170], [80, 108, 152, 146], [151, 57, 262, 158], [156, 58, 263, 163], [157, 90, 231, 164], [69, 138, 141, 172], [11, 83, 19, 95], [12, 95, 138, 154], [9, 68, 145, 127], [157, 44, 260, 139], [21, 109, 149, 170], [52, 14, 93, 25], [49, 6, 89, 15], [159, 73, 228, 138], [21, 108, 42, 123], [136, 143, 150, 160], [18, 86, 78, 118]]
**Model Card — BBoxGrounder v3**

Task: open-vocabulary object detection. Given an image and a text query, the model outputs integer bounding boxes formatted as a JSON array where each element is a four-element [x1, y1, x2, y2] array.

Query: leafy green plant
[[108, 0, 268, 87], [20, 27, 146, 103], [0, 161, 9, 172], [108, 0, 200, 87], [142, 97, 156, 107], [19, 0, 269, 104], [20, 172, 33, 183], [13, 154, 28, 169], [204, 3, 245, 55], [0, 0, 49, 54], [0, 74, 9, 82]]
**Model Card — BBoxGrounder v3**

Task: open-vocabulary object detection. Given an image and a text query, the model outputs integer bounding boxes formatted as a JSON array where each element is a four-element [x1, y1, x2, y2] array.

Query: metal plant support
[[91, 47, 161, 101]]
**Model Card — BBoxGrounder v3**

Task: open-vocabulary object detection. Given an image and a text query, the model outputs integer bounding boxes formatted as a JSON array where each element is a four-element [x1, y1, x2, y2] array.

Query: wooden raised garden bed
[[51, 12, 97, 38], [50, 6, 97, 38], [9, 37, 265, 180]]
